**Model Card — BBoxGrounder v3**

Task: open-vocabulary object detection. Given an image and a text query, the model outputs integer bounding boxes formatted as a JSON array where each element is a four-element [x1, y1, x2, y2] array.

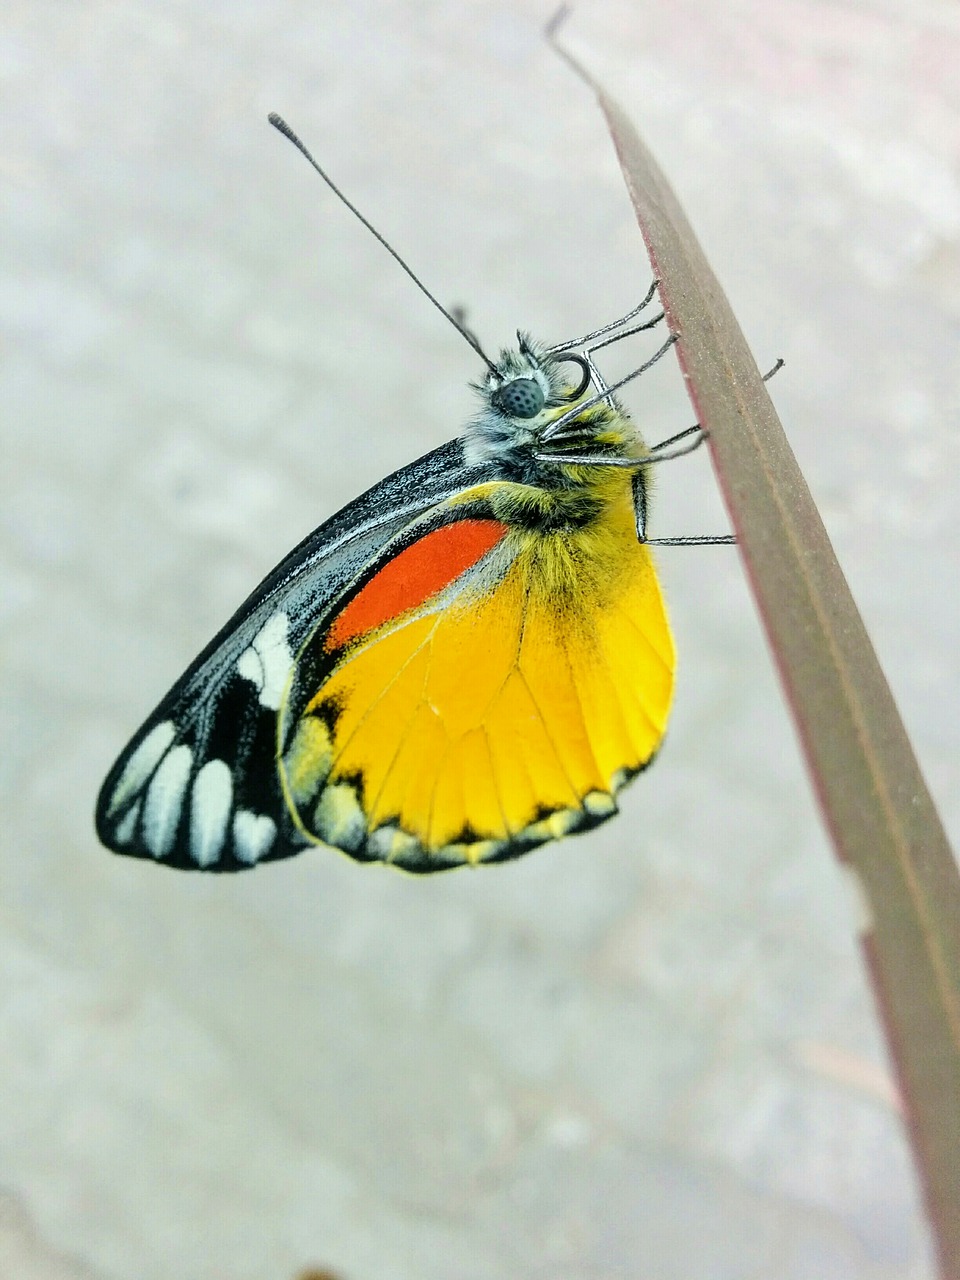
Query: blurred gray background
[[2, 2, 958, 1278]]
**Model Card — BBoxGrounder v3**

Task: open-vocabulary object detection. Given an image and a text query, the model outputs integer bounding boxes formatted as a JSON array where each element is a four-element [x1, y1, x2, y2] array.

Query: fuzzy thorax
[[461, 333, 651, 539]]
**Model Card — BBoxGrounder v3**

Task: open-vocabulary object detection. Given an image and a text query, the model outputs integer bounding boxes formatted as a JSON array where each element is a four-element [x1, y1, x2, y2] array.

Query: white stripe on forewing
[[190, 759, 233, 867], [114, 799, 140, 846], [142, 744, 192, 858], [236, 612, 292, 710], [107, 720, 175, 818], [233, 810, 276, 864]]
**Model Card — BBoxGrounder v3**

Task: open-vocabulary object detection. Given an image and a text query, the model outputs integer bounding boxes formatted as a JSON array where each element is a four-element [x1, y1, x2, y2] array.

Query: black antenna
[[268, 113, 497, 374]]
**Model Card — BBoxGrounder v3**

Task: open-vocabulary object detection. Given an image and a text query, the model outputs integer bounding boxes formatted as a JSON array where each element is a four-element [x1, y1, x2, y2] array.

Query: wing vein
[[326, 614, 443, 774]]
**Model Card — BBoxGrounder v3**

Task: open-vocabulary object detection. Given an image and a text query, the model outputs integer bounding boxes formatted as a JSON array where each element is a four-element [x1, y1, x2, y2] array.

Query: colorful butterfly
[[95, 117, 720, 875]]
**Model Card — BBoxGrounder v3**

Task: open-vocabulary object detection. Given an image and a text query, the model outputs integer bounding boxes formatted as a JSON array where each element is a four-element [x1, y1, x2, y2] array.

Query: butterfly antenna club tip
[[267, 111, 497, 374]]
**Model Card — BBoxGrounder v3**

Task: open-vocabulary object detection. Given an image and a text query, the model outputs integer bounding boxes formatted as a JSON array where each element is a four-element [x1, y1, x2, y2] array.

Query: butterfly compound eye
[[493, 378, 545, 420]]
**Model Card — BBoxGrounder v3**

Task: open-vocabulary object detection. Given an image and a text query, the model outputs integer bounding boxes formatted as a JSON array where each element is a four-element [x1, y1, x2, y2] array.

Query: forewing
[[95, 439, 496, 870]]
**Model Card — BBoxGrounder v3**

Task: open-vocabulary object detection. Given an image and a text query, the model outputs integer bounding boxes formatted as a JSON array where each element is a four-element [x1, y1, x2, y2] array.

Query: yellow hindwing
[[279, 477, 674, 870]]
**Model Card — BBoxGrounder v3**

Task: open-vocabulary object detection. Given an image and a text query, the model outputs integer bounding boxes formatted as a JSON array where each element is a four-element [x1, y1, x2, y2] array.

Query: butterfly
[[95, 116, 723, 875]]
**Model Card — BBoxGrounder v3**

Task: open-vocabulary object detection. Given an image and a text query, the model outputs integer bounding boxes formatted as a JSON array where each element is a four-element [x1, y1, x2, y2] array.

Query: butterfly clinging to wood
[[95, 113, 731, 874]]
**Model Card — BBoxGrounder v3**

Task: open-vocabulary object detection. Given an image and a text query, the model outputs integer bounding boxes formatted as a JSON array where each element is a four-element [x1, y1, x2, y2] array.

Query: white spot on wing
[[368, 824, 420, 864], [114, 799, 141, 846], [107, 721, 175, 817], [190, 759, 233, 867], [236, 613, 291, 710], [233, 810, 276, 864], [583, 790, 616, 817], [142, 744, 192, 858], [313, 783, 366, 852]]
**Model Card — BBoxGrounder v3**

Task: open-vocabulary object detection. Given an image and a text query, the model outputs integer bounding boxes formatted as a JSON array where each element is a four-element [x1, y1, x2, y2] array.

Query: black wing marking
[[95, 438, 499, 871]]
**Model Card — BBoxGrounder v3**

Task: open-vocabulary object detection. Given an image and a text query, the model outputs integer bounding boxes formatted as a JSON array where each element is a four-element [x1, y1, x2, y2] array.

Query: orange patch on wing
[[325, 518, 507, 650]]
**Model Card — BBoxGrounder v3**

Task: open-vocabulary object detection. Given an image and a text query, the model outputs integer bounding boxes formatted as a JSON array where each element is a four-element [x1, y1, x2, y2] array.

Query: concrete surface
[[2, 1, 958, 1277]]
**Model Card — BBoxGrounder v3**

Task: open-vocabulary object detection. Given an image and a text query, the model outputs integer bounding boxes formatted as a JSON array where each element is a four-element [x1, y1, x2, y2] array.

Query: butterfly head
[[464, 333, 644, 478]]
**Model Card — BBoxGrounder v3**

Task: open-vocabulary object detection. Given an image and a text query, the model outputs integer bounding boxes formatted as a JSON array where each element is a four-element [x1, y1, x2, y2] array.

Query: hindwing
[[278, 484, 674, 871]]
